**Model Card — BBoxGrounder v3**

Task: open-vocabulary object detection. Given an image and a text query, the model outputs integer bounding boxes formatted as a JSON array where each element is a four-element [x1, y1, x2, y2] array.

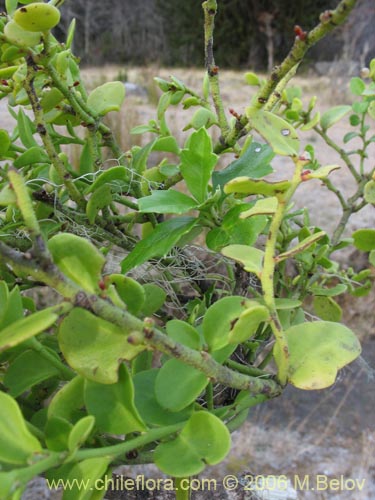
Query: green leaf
[[180, 128, 218, 202], [313, 296, 342, 322], [221, 245, 264, 276], [364, 180, 375, 204], [247, 110, 300, 156], [206, 204, 267, 251], [108, 275, 145, 315], [86, 166, 128, 194], [0, 307, 59, 352], [155, 359, 208, 411], [140, 284, 167, 316], [59, 457, 110, 500], [84, 364, 146, 434], [68, 416, 95, 453], [343, 131, 359, 143], [203, 296, 252, 351], [0, 392, 42, 465], [86, 184, 113, 224], [48, 233, 105, 293], [183, 108, 217, 130], [369, 101, 375, 120], [350, 114, 361, 126], [139, 190, 198, 214], [48, 376, 85, 422], [5, 0, 18, 15], [310, 284, 347, 297], [4, 349, 60, 397], [40, 87, 64, 113], [45, 416, 73, 452], [320, 105, 351, 130], [244, 72, 261, 86], [121, 217, 197, 274], [274, 298, 302, 309], [240, 197, 278, 218], [300, 111, 320, 131], [0, 185, 17, 206], [224, 176, 291, 197], [59, 308, 145, 384], [350, 77, 366, 96], [213, 142, 274, 189], [0, 284, 23, 329], [134, 369, 194, 426], [352, 229, 375, 251], [166, 319, 201, 350], [0, 130, 11, 156], [369, 250, 375, 267], [276, 231, 326, 262], [17, 108, 38, 148], [302, 165, 340, 180], [154, 412, 231, 477], [14, 146, 51, 167], [152, 136, 180, 154], [274, 321, 361, 389], [14, 3, 60, 32], [87, 81, 125, 115], [228, 301, 269, 344], [4, 20, 42, 48], [79, 142, 94, 175]]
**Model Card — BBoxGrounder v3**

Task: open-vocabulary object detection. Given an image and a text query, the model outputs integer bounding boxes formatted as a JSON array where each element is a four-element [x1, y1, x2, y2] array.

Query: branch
[[0, 241, 282, 398], [214, 0, 359, 153], [202, 0, 230, 138]]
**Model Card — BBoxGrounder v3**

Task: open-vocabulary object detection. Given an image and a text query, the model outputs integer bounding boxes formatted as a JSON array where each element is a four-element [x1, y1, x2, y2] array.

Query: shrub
[[0, 0, 374, 498]]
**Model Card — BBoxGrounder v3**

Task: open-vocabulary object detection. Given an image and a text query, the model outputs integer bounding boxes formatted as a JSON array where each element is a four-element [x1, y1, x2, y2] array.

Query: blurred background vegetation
[[0, 0, 373, 70]]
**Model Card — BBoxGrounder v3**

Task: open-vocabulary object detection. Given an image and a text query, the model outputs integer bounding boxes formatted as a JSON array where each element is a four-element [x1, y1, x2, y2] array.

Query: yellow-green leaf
[[221, 245, 264, 276], [59, 308, 145, 384], [247, 110, 300, 156], [0, 392, 42, 465], [224, 176, 291, 197], [273, 321, 361, 390], [87, 81, 125, 116]]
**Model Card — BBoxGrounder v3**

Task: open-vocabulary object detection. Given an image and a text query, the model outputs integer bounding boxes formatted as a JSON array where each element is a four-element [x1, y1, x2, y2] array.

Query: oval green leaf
[[228, 302, 269, 344], [313, 296, 342, 322], [352, 229, 375, 251], [320, 105, 351, 131], [364, 180, 375, 204], [0, 392, 42, 465], [273, 321, 361, 389], [221, 244, 264, 276], [87, 81, 125, 116], [224, 176, 291, 197], [59, 308, 145, 384], [108, 275, 146, 315], [48, 376, 85, 422], [0, 306, 59, 352], [4, 349, 60, 397], [4, 20, 42, 47], [14, 3, 60, 32], [247, 110, 300, 156], [166, 319, 201, 350], [134, 369, 194, 426], [68, 415, 95, 453], [155, 359, 208, 412], [84, 364, 146, 434], [48, 233, 105, 293], [203, 296, 252, 351], [139, 189, 198, 214], [121, 217, 197, 274], [154, 411, 231, 477]]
